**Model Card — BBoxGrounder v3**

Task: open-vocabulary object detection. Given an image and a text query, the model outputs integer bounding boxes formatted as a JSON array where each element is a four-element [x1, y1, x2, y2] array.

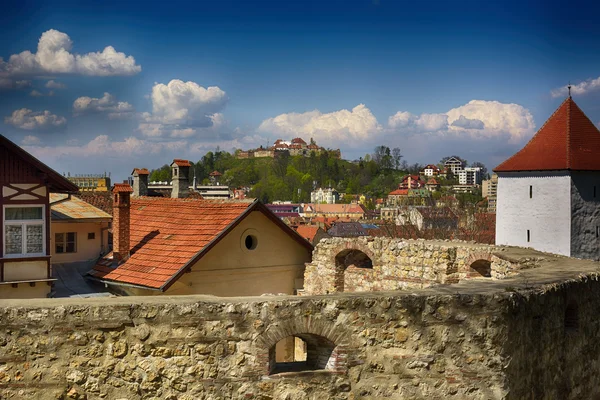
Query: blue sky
[[1, 0, 600, 181]]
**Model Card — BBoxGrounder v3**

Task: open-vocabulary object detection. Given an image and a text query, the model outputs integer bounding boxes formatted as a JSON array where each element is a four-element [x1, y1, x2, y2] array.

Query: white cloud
[[21, 135, 41, 145], [0, 29, 141, 78], [551, 77, 600, 98], [387, 100, 534, 143], [73, 92, 135, 119], [139, 79, 228, 137], [30, 90, 43, 97], [446, 100, 535, 142], [4, 108, 67, 130], [45, 80, 66, 89], [451, 115, 485, 129], [24, 135, 188, 160], [0, 78, 31, 90], [258, 104, 381, 146], [388, 112, 448, 132]]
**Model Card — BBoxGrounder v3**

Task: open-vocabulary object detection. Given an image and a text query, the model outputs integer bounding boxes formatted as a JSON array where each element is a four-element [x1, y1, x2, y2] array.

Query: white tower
[[495, 95, 600, 260]]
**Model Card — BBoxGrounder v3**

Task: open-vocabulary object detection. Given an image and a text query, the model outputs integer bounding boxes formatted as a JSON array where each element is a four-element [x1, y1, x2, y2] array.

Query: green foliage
[[147, 146, 411, 203]]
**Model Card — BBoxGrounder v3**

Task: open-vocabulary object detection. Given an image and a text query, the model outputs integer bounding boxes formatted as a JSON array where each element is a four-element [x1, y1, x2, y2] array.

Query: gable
[[190, 210, 312, 272], [0, 135, 78, 191]]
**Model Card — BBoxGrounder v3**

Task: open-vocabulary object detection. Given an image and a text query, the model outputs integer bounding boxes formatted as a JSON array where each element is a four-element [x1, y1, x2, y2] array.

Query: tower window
[[529, 185, 533, 199], [527, 230, 530, 242]]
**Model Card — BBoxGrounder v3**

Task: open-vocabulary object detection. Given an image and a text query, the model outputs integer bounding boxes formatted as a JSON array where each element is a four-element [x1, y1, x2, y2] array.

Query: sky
[[2, 0, 600, 182]]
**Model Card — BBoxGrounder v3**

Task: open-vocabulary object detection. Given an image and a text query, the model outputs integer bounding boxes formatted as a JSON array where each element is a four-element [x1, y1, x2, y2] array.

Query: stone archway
[[334, 249, 373, 292], [470, 259, 492, 277], [254, 317, 349, 376]]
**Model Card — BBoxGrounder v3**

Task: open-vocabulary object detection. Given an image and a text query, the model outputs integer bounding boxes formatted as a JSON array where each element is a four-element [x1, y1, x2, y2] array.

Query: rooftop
[[50, 194, 112, 221], [495, 97, 600, 172]]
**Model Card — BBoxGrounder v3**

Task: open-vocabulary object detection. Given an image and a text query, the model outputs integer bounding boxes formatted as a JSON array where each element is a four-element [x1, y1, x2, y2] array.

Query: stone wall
[[0, 267, 599, 399], [304, 238, 518, 295]]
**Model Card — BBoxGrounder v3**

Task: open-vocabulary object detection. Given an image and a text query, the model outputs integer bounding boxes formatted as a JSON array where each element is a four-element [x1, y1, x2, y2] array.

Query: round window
[[245, 234, 258, 250]]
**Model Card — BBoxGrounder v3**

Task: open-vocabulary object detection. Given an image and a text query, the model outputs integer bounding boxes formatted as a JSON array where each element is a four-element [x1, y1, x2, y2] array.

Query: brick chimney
[[112, 183, 133, 263], [132, 168, 149, 197], [171, 159, 191, 198]]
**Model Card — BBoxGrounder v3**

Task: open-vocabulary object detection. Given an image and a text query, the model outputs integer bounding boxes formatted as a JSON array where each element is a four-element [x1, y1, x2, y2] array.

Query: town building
[[457, 167, 482, 185], [387, 188, 433, 207], [482, 174, 498, 213], [90, 183, 313, 296], [421, 164, 444, 177], [444, 156, 465, 175], [295, 225, 330, 245], [425, 178, 440, 192], [66, 173, 111, 192], [0, 134, 79, 298], [311, 187, 339, 204], [398, 175, 425, 189], [50, 194, 112, 264], [236, 138, 341, 159], [302, 203, 366, 220], [495, 95, 600, 260], [266, 203, 302, 218]]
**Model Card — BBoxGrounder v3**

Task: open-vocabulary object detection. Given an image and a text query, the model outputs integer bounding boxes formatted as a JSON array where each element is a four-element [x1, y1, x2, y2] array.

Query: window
[[529, 185, 533, 199], [527, 229, 530, 242], [88, 232, 96, 240], [55, 232, 76, 253], [245, 234, 257, 250], [3, 206, 45, 257]]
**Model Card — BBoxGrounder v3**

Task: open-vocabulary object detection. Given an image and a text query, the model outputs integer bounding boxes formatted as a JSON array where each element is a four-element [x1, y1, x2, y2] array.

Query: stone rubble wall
[[304, 238, 520, 295], [0, 293, 511, 400], [1, 275, 600, 399]]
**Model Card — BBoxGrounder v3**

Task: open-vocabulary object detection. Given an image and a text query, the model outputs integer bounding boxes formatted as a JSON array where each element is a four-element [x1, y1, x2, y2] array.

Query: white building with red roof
[[494, 95, 600, 260]]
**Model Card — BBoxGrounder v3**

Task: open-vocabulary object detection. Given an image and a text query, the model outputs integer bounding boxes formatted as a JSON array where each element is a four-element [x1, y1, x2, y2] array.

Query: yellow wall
[[0, 283, 50, 299], [3, 260, 47, 281], [50, 222, 109, 264], [123, 210, 311, 297]]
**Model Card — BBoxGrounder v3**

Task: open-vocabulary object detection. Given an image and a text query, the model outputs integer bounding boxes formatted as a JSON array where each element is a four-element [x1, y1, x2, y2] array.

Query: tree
[[470, 161, 488, 177], [392, 147, 402, 170]]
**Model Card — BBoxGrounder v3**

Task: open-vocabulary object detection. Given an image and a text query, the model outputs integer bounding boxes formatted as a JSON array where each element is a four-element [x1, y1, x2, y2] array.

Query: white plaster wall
[[570, 172, 600, 261], [496, 172, 571, 256]]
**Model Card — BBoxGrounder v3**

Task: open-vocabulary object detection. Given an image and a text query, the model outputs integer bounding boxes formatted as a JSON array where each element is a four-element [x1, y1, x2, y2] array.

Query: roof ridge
[[566, 97, 571, 168]]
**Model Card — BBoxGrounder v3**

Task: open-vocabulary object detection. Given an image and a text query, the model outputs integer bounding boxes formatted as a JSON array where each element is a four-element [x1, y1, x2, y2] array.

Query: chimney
[[132, 168, 149, 197], [112, 183, 133, 263], [171, 159, 191, 198]]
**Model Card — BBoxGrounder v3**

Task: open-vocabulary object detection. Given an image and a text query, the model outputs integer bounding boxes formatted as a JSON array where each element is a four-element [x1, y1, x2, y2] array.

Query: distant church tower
[[495, 94, 600, 260]]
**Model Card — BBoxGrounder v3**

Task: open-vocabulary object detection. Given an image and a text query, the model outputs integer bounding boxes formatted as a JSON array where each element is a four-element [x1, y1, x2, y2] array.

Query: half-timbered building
[[0, 134, 78, 298]]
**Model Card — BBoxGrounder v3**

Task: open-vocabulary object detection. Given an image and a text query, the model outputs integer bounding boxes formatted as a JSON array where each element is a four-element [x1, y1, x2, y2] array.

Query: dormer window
[[3, 205, 45, 257]]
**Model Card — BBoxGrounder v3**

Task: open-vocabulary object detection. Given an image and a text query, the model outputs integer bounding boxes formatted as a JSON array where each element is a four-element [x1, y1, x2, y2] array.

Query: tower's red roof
[[495, 97, 600, 172]]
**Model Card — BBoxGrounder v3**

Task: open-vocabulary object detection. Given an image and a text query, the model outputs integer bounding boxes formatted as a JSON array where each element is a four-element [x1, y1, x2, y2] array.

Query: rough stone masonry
[[1, 242, 600, 399]]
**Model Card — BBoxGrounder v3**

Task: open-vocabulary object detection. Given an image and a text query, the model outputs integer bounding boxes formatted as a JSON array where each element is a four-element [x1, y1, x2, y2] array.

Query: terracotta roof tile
[[172, 159, 191, 167], [113, 183, 133, 193], [295, 225, 319, 242], [132, 168, 149, 175], [495, 97, 600, 172], [91, 199, 252, 289]]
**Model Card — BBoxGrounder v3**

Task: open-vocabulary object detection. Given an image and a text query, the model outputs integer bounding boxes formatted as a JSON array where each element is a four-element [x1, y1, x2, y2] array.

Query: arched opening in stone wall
[[469, 259, 492, 278], [334, 249, 373, 292], [269, 333, 338, 375], [564, 302, 579, 332]]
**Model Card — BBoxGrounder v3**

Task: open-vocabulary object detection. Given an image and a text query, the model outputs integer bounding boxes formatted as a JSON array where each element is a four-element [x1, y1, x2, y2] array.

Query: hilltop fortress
[[237, 137, 341, 159]]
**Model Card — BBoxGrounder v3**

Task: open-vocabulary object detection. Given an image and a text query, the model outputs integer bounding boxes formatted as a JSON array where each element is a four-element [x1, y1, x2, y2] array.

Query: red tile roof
[[495, 97, 600, 172], [113, 183, 133, 193], [172, 159, 191, 167], [389, 189, 409, 196], [296, 225, 319, 242], [91, 199, 312, 290], [132, 168, 149, 175], [209, 170, 223, 176]]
